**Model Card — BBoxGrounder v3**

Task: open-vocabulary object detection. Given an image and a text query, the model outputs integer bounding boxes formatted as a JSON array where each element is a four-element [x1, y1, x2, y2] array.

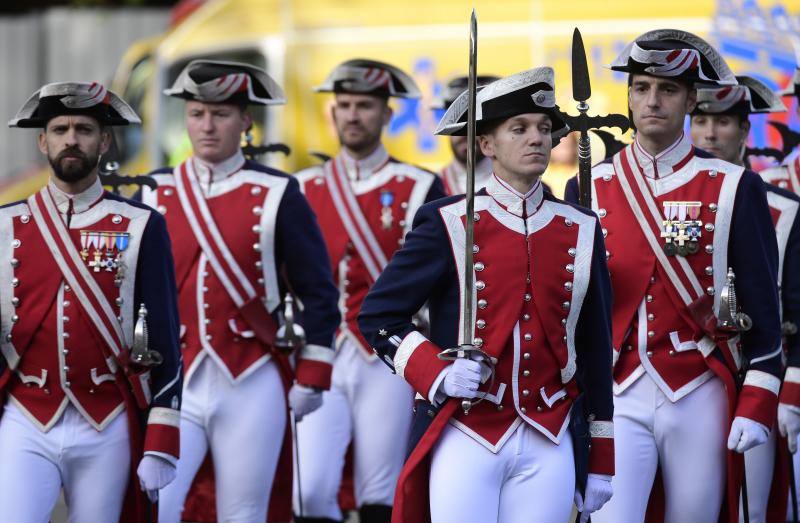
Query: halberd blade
[[572, 27, 591, 103]]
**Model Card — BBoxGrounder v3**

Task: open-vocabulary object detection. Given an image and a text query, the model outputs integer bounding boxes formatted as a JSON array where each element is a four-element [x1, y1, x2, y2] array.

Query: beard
[[336, 122, 382, 155], [48, 146, 99, 184]]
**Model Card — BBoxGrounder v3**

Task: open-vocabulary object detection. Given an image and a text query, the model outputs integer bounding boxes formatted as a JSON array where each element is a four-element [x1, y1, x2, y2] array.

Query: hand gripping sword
[[560, 28, 630, 208], [437, 9, 493, 415]]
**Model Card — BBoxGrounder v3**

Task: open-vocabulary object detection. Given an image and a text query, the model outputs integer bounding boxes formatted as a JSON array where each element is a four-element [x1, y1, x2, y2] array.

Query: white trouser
[[294, 338, 414, 519], [0, 401, 131, 523], [741, 423, 776, 523], [592, 373, 728, 523], [159, 357, 287, 523], [429, 422, 575, 523]]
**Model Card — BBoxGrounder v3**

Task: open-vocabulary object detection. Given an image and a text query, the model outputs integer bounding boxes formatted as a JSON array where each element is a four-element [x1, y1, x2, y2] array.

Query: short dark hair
[[628, 72, 693, 91]]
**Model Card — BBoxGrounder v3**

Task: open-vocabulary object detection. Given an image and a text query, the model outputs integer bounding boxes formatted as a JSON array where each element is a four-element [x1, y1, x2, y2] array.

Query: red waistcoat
[[297, 149, 436, 358], [407, 180, 597, 449], [1, 195, 150, 431], [593, 144, 744, 401], [144, 159, 287, 382]]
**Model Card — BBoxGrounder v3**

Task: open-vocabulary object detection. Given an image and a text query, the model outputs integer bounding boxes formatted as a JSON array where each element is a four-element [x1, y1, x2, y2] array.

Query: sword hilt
[[438, 343, 495, 415]]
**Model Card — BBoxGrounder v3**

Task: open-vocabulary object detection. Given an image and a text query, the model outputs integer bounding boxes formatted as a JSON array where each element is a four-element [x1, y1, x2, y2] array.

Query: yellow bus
[[3, 0, 798, 203]]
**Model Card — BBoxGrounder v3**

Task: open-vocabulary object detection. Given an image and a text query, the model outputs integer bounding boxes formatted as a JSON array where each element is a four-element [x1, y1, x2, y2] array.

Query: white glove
[[136, 454, 176, 503], [574, 473, 613, 523], [779, 404, 800, 453], [288, 384, 323, 422], [440, 358, 483, 399], [727, 416, 770, 453]]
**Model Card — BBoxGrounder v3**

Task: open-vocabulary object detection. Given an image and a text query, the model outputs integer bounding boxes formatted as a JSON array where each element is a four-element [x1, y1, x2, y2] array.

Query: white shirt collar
[[632, 132, 694, 180], [485, 173, 544, 218], [47, 176, 104, 215], [445, 157, 493, 194], [193, 149, 246, 185], [338, 143, 391, 181]]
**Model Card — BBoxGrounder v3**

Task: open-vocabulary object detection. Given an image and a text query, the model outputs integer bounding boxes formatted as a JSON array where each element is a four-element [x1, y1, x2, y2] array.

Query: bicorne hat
[[9, 82, 140, 128]]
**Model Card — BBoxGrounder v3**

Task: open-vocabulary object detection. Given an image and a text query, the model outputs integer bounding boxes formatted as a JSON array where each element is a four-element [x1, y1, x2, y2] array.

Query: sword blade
[[571, 27, 591, 103], [462, 9, 478, 351]]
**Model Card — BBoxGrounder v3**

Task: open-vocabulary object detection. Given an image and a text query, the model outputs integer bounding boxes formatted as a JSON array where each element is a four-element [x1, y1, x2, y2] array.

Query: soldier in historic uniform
[[761, 54, 800, 521], [691, 75, 800, 522], [0, 82, 182, 522], [146, 60, 340, 523], [293, 58, 445, 523], [565, 30, 783, 522], [761, 43, 800, 195], [359, 67, 615, 523], [431, 75, 499, 195]]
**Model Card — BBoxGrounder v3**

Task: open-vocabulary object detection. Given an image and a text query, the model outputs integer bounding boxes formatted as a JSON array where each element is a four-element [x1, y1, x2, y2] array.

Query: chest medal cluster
[[380, 190, 395, 230], [80, 230, 131, 276], [660, 201, 703, 256]]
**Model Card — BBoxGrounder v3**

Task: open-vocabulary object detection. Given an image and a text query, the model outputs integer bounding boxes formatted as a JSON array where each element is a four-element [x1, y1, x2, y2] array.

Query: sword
[[789, 444, 798, 523], [561, 28, 630, 208], [437, 9, 490, 415], [292, 412, 304, 519]]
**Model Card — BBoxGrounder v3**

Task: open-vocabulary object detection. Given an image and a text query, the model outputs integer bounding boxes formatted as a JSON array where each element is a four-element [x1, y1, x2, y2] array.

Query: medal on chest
[[660, 201, 702, 256], [81, 230, 130, 274], [379, 190, 394, 230]]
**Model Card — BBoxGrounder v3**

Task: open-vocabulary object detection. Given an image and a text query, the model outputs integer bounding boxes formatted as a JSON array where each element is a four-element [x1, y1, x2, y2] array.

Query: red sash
[[440, 163, 459, 196], [323, 156, 389, 283], [173, 160, 277, 345], [613, 147, 705, 306], [27, 187, 151, 408]]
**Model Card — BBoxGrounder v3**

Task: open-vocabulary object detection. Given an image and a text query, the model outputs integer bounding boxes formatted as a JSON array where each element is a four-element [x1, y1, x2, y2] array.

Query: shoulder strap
[[322, 156, 389, 283], [173, 160, 277, 345], [27, 189, 126, 359], [173, 160, 258, 307], [612, 145, 705, 307]]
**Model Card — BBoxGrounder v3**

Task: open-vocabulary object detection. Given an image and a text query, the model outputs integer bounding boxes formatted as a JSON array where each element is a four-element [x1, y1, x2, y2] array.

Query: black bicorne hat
[[314, 59, 421, 99], [9, 82, 140, 128], [164, 60, 285, 106], [610, 29, 736, 87], [694, 75, 786, 116], [434, 67, 569, 141], [430, 74, 501, 111]]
